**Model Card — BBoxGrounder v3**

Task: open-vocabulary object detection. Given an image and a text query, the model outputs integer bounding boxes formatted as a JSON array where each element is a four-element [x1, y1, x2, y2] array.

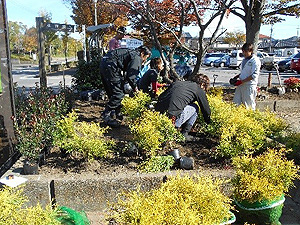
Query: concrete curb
[[2, 161, 233, 211]]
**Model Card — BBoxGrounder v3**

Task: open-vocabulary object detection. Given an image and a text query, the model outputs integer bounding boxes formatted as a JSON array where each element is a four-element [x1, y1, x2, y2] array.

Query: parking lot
[[197, 66, 300, 87]]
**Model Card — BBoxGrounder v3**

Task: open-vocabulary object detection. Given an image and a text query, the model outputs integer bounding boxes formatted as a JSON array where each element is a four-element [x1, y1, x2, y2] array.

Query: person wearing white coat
[[233, 43, 261, 110]]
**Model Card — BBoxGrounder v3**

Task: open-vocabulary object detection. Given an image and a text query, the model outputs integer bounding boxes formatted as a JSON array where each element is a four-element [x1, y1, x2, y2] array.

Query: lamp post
[[94, 0, 97, 26]]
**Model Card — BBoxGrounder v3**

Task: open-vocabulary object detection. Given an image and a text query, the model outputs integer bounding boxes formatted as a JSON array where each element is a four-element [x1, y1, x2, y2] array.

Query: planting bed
[[39, 89, 300, 177]]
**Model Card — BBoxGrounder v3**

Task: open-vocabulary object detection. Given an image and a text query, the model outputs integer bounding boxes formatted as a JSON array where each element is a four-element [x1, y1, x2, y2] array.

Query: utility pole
[[94, 0, 97, 26], [269, 24, 273, 53]]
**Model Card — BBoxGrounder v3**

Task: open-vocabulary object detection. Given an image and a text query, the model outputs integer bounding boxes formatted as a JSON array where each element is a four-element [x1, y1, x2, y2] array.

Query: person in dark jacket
[[100, 46, 151, 127], [155, 74, 211, 140], [138, 57, 166, 98]]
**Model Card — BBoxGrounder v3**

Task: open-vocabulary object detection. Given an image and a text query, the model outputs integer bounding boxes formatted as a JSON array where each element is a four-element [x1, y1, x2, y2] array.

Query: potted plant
[[231, 148, 299, 225], [108, 175, 235, 224]]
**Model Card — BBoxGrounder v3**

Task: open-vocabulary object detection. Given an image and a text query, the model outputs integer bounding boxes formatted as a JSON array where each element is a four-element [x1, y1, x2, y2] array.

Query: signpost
[[36, 17, 75, 88]]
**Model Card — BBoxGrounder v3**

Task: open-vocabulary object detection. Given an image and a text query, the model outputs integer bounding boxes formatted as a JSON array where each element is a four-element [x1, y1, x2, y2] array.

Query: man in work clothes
[[155, 74, 211, 141], [233, 43, 261, 110], [100, 46, 152, 127]]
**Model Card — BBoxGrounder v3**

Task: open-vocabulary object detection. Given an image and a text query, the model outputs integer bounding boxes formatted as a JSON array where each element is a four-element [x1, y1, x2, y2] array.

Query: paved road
[[12, 63, 75, 92], [12, 62, 300, 91]]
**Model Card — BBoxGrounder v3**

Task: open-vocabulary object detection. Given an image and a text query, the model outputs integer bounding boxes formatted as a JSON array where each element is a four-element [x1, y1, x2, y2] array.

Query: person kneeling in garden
[[138, 57, 167, 98], [155, 74, 211, 141]]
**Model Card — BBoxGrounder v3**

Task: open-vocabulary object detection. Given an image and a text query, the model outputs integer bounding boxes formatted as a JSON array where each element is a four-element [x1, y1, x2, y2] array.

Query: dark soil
[[39, 88, 300, 177]]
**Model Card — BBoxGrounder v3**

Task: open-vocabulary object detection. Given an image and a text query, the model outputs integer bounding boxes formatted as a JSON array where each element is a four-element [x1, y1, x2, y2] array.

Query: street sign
[[44, 22, 75, 33]]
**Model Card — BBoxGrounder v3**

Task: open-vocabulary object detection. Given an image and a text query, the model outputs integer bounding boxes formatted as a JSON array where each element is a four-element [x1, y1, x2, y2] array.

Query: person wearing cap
[[100, 46, 152, 127], [108, 26, 126, 51]]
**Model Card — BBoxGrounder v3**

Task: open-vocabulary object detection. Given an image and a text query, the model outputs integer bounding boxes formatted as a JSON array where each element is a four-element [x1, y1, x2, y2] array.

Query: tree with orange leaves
[[105, 0, 236, 81]]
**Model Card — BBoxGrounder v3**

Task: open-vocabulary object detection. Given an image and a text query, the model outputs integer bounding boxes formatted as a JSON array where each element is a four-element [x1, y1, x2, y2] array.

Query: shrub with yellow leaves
[[197, 94, 287, 158], [231, 148, 300, 203], [108, 175, 233, 225]]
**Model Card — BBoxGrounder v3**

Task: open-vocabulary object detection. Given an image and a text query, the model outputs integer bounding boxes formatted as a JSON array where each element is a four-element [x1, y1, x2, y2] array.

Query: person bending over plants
[[155, 73, 211, 141], [100, 46, 152, 127], [138, 57, 168, 98]]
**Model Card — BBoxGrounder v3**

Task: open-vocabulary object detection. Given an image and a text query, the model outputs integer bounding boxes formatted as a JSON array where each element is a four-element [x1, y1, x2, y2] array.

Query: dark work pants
[[100, 61, 124, 112]]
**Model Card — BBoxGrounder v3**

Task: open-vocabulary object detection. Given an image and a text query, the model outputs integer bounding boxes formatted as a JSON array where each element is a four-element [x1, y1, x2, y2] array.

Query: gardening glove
[[234, 80, 243, 86]]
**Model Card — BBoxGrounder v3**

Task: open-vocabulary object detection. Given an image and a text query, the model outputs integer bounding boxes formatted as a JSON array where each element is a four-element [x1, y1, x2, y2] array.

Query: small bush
[[0, 186, 60, 225], [121, 91, 152, 121], [130, 109, 184, 157], [54, 111, 115, 160], [72, 59, 102, 91], [139, 155, 175, 173], [108, 175, 233, 225], [197, 94, 287, 158], [231, 148, 300, 203], [13, 84, 69, 161]]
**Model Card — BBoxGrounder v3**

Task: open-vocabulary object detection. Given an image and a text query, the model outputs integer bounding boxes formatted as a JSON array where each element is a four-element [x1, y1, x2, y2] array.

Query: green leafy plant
[[197, 94, 287, 158], [139, 155, 175, 173], [0, 186, 60, 225], [13, 84, 69, 161], [72, 59, 102, 91], [108, 175, 233, 225], [231, 148, 300, 203], [54, 111, 115, 160]]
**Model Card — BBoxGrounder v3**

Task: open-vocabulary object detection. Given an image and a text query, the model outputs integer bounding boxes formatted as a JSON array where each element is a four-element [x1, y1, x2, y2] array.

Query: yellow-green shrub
[[108, 175, 232, 225], [139, 155, 175, 173], [130, 109, 184, 157], [0, 186, 60, 225], [54, 111, 115, 160], [121, 91, 152, 121], [198, 94, 287, 158], [231, 148, 300, 203]]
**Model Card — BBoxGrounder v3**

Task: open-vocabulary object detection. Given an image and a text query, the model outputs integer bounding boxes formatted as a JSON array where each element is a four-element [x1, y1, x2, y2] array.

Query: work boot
[[181, 123, 198, 142]]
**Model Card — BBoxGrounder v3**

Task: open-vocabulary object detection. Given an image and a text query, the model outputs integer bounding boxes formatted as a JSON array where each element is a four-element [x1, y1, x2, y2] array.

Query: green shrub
[[13, 84, 69, 161], [197, 94, 287, 158], [0, 186, 60, 225], [231, 148, 300, 203], [108, 175, 233, 225], [72, 59, 102, 91], [54, 111, 115, 159], [139, 155, 175, 173]]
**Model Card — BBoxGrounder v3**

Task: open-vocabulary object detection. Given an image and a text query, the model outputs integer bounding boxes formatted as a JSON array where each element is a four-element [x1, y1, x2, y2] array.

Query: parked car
[[290, 52, 300, 74], [213, 55, 230, 67], [229, 50, 244, 69], [203, 53, 227, 67], [277, 54, 296, 72]]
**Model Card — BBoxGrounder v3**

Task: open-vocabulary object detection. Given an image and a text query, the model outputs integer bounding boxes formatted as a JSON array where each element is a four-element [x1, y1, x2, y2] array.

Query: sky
[[5, 0, 300, 40]]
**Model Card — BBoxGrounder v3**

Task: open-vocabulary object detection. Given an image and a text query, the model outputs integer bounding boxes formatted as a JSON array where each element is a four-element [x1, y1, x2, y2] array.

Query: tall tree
[[223, 31, 246, 48], [23, 27, 37, 55], [229, 0, 300, 50], [9, 21, 26, 54], [63, 0, 128, 28], [105, 0, 236, 80]]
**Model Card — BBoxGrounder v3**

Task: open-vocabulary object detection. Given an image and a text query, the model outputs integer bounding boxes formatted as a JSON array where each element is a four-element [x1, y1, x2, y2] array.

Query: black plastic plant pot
[[179, 156, 194, 170], [234, 195, 285, 225], [168, 149, 181, 160], [23, 160, 39, 175]]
